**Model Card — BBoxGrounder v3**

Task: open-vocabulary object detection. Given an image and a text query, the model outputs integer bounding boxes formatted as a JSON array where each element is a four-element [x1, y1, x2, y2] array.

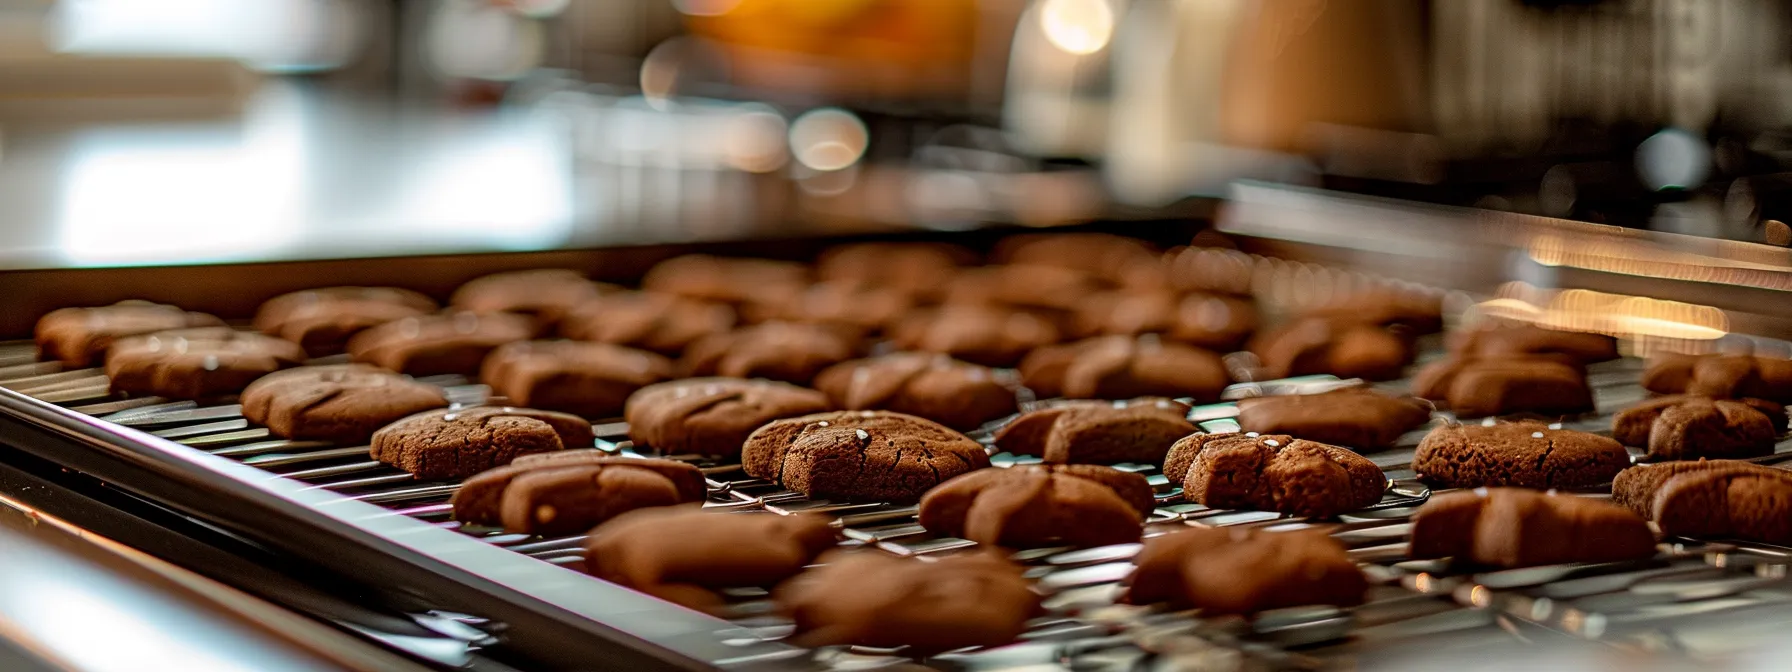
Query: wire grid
[[8, 342, 1792, 670]]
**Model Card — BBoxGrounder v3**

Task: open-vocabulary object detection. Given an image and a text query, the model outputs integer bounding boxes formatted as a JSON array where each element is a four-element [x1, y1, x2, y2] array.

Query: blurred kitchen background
[[1, 0, 1791, 268]]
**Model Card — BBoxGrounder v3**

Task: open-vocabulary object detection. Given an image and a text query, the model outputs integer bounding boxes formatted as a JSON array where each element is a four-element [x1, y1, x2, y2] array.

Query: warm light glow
[[1039, 0, 1115, 55], [722, 106, 789, 173], [788, 108, 868, 171]]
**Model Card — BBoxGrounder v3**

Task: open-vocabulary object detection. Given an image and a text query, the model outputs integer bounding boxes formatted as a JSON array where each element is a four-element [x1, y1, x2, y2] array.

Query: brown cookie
[[1409, 488, 1656, 568], [1641, 352, 1699, 395], [813, 353, 1017, 431], [918, 464, 1154, 549], [585, 508, 837, 615], [480, 340, 673, 418], [1644, 354, 1792, 403], [1018, 336, 1230, 401], [776, 551, 1039, 654], [1448, 324, 1618, 363], [347, 312, 535, 377], [106, 328, 308, 400], [449, 269, 615, 325], [992, 398, 1195, 464], [814, 242, 970, 301], [993, 233, 1158, 286], [1611, 395, 1778, 461], [558, 291, 737, 356], [368, 406, 595, 479], [1411, 357, 1593, 418], [1300, 289, 1444, 335], [241, 365, 449, 444], [451, 453, 705, 535], [889, 305, 1061, 368], [1648, 466, 1792, 544], [1164, 246, 1255, 297], [640, 255, 808, 306], [253, 287, 437, 356], [1235, 388, 1431, 452], [1249, 318, 1413, 382], [741, 280, 914, 335], [679, 322, 859, 385], [1126, 527, 1366, 614], [1412, 421, 1629, 489], [36, 301, 226, 368], [944, 264, 1106, 314], [742, 411, 990, 503], [625, 378, 832, 457], [1163, 433, 1384, 518], [1611, 460, 1786, 518]]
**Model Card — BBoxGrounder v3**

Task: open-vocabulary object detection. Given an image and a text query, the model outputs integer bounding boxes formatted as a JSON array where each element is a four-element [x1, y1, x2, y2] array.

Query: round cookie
[[254, 286, 437, 356], [624, 378, 832, 457], [741, 411, 991, 503], [1235, 388, 1431, 452], [1019, 335, 1229, 401], [679, 322, 859, 385], [1126, 527, 1366, 614], [450, 269, 615, 325], [776, 551, 1039, 654], [558, 291, 737, 356], [36, 301, 226, 368], [889, 305, 1061, 368], [241, 364, 449, 444], [815, 242, 970, 301], [586, 508, 837, 615], [813, 353, 1017, 431], [347, 312, 535, 377], [481, 340, 673, 418], [1612, 395, 1779, 461], [1163, 433, 1384, 518], [918, 464, 1154, 548], [1412, 420, 1629, 489], [369, 406, 595, 479], [106, 328, 307, 400], [992, 398, 1196, 464]]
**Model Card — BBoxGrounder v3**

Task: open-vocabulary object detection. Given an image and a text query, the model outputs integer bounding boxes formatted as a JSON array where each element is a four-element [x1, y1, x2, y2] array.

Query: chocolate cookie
[[776, 551, 1039, 654], [679, 322, 859, 385], [1163, 433, 1384, 518], [241, 365, 449, 444], [993, 233, 1158, 287], [813, 353, 1017, 431], [369, 406, 595, 479], [347, 312, 535, 377], [1019, 335, 1230, 401], [625, 378, 832, 457], [1449, 324, 1618, 363], [585, 508, 836, 615], [1611, 395, 1779, 461], [1611, 460, 1786, 518], [889, 305, 1061, 368], [36, 301, 226, 368], [452, 453, 705, 535], [558, 291, 737, 356], [741, 411, 990, 503], [1409, 488, 1656, 568], [253, 287, 437, 357], [1411, 357, 1593, 418], [1642, 353, 1792, 403], [480, 340, 672, 418], [815, 242, 970, 301], [1249, 317, 1412, 382], [1073, 290, 1258, 352], [106, 328, 308, 399], [1235, 388, 1431, 452], [1126, 527, 1366, 614], [640, 254, 808, 306], [450, 269, 614, 325], [1300, 289, 1444, 335], [1412, 421, 1629, 489], [918, 464, 1154, 548], [992, 398, 1195, 464], [1654, 468, 1792, 545], [741, 281, 913, 335]]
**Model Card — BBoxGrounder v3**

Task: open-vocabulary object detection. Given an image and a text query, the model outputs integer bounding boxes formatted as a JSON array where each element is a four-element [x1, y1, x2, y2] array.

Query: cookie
[[1073, 290, 1258, 352], [106, 328, 308, 400], [992, 398, 1195, 464], [585, 508, 837, 615], [252, 287, 436, 356], [1409, 488, 1656, 568], [679, 322, 859, 385], [944, 264, 1106, 314], [889, 305, 1061, 368], [1126, 527, 1366, 614], [1019, 336, 1230, 401], [742, 280, 913, 335], [1164, 246, 1255, 297], [918, 464, 1154, 548], [1643, 353, 1792, 403], [1646, 465, 1792, 544], [1235, 388, 1431, 452], [815, 242, 970, 301], [993, 233, 1158, 286], [741, 411, 990, 503], [813, 353, 1017, 431], [479, 340, 672, 418], [776, 551, 1039, 654], [1163, 433, 1384, 518], [1611, 460, 1786, 518], [1641, 352, 1699, 395], [451, 453, 705, 535], [1412, 421, 1629, 489], [640, 254, 808, 306], [1411, 357, 1593, 418], [36, 301, 226, 368], [347, 312, 535, 377], [1249, 318, 1412, 382], [558, 291, 737, 356], [241, 365, 449, 444], [369, 406, 595, 479], [1611, 395, 1778, 461], [1300, 289, 1444, 335], [1449, 324, 1618, 363], [625, 378, 832, 457], [450, 269, 614, 325]]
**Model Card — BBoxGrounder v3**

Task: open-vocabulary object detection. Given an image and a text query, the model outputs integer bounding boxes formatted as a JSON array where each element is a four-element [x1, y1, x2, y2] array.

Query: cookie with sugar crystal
[[241, 364, 448, 444], [1412, 420, 1629, 489], [106, 328, 308, 399], [369, 406, 595, 479], [1235, 387, 1431, 452], [624, 378, 832, 457], [741, 411, 989, 503], [918, 464, 1154, 549], [37, 301, 226, 368]]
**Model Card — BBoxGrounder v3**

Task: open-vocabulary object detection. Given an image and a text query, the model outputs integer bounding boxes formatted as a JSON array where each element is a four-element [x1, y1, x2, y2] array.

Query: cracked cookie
[[1612, 460, 1788, 518], [625, 378, 832, 457], [813, 353, 1017, 431], [481, 340, 672, 418], [1411, 356, 1594, 418], [776, 551, 1039, 654], [1163, 433, 1384, 517], [1641, 353, 1792, 402], [889, 305, 1061, 368], [1249, 317, 1413, 382], [1235, 388, 1431, 452], [450, 269, 615, 326], [1409, 488, 1656, 568], [992, 398, 1195, 464], [37, 301, 226, 368], [741, 411, 990, 503], [641, 254, 808, 306], [107, 328, 307, 399], [369, 406, 595, 479], [918, 464, 1154, 548], [1612, 395, 1780, 461], [1126, 527, 1366, 614], [1412, 420, 1629, 489], [452, 452, 705, 535], [1072, 290, 1258, 352], [679, 322, 860, 385], [1612, 461, 1792, 544], [254, 287, 437, 356], [1018, 335, 1230, 401], [558, 291, 737, 356], [348, 312, 535, 377], [585, 508, 836, 615], [241, 364, 449, 444]]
